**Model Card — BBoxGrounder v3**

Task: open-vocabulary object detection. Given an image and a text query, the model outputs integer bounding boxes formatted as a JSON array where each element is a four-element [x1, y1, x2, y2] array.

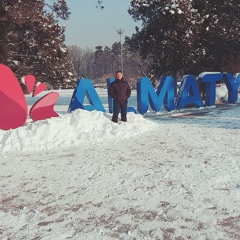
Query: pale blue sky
[[58, 0, 141, 49]]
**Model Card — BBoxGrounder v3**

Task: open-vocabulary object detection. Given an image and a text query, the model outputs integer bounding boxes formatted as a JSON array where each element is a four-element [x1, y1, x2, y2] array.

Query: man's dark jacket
[[108, 79, 131, 102]]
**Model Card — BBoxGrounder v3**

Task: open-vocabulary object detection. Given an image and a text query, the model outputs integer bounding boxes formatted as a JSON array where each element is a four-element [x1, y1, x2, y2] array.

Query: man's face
[[116, 72, 123, 80]]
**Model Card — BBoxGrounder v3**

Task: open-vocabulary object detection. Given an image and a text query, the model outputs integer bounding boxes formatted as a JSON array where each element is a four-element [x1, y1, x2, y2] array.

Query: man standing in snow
[[108, 70, 131, 123]]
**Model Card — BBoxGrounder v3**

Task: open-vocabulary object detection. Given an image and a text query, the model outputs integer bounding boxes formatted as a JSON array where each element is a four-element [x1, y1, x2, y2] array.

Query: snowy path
[[1, 106, 240, 239]]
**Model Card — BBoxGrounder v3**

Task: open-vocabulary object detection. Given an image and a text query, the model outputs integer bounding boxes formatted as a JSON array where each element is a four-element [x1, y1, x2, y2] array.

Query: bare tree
[[67, 45, 95, 79]]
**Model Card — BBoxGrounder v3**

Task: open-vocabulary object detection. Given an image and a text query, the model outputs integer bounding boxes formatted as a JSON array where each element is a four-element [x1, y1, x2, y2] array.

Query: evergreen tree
[[128, 0, 240, 77], [192, 0, 240, 73], [0, 0, 75, 89], [111, 42, 121, 71], [94, 46, 104, 78]]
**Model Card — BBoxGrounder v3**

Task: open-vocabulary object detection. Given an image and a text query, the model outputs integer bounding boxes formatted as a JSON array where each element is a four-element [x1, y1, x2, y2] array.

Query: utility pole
[[116, 28, 124, 73]]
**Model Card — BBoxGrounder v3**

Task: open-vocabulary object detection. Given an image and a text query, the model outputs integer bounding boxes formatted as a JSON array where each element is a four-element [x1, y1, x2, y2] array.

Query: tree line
[[1, 0, 240, 90], [67, 42, 144, 89]]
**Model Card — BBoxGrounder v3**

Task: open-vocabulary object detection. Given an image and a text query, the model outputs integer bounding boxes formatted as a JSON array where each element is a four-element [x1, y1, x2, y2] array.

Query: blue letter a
[[176, 75, 203, 109], [68, 78, 105, 112]]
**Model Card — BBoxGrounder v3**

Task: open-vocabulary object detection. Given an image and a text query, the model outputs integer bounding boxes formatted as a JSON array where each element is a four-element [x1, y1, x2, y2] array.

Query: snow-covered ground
[[1, 84, 240, 239]]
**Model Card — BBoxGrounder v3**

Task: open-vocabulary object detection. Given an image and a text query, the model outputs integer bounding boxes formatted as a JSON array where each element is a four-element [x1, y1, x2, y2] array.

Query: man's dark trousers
[[112, 100, 127, 122]]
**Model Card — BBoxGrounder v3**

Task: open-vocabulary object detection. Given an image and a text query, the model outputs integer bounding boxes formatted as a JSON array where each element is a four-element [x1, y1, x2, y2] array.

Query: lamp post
[[117, 28, 124, 73]]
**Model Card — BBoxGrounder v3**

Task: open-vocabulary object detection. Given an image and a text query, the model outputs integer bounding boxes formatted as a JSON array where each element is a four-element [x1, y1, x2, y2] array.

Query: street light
[[116, 28, 124, 73]]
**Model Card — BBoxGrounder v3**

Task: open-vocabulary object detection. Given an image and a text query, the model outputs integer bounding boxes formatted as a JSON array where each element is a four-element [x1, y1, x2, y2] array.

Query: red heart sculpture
[[30, 92, 59, 121], [0, 64, 28, 130], [33, 82, 47, 97], [22, 75, 36, 94]]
